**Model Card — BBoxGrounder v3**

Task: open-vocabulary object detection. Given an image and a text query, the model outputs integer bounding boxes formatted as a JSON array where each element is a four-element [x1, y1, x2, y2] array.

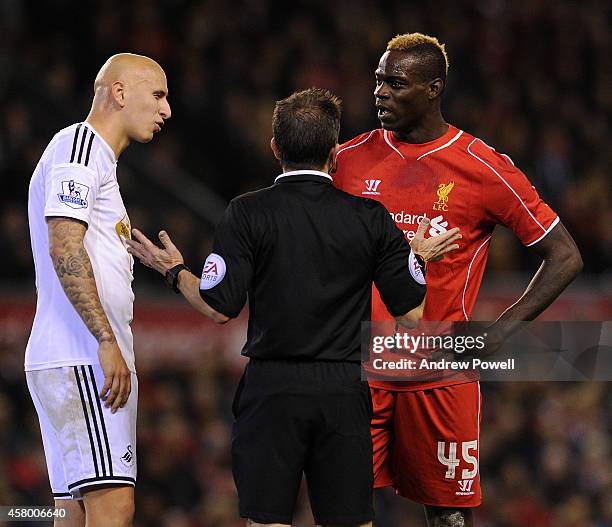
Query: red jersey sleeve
[[338, 131, 376, 153], [468, 138, 559, 246]]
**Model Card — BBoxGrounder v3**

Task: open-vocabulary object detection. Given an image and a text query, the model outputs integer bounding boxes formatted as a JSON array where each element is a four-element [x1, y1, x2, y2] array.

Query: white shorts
[[26, 364, 138, 499]]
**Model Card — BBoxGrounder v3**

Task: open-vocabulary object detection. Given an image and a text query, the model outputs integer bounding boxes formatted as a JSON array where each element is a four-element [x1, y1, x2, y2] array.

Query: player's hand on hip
[[98, 340, 131, 413], [411, 218, 462, 262], [126, 228, 184, 275]]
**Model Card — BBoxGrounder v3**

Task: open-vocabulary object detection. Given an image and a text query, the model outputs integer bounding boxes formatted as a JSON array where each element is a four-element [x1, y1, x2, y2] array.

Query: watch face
[[166, 264, 187, 291]]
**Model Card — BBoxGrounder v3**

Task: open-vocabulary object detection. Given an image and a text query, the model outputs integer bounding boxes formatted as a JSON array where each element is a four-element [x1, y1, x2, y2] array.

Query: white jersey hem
[[25, 358, 136, 374]]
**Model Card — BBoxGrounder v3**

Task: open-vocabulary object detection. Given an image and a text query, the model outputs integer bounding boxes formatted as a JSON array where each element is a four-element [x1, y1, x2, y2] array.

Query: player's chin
[[135, 132, 155, 144], [378, 113, 399, 130], [379, 119, 399, 131]]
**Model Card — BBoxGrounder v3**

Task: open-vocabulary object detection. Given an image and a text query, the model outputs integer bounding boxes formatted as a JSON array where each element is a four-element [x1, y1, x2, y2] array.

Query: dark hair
[[272, 87, 342, 170], [406, 44, 447, 85], [387, 33, 449, 86]]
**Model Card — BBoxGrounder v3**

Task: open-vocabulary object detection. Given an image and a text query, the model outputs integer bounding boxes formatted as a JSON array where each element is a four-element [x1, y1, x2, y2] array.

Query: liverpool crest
[[433, 181, 454, 211]]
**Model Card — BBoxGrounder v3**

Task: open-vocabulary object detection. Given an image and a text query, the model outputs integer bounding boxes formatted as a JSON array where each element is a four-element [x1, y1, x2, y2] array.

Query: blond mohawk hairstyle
[[387, 33, 449, 76]]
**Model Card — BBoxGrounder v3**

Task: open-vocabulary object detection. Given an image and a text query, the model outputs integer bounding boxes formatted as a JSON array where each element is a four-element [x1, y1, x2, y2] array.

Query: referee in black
[[126, 88, 461, 527]]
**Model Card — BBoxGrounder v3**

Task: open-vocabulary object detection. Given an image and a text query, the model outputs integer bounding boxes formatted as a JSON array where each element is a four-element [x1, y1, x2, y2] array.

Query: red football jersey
[[335, 125, 559, 389]]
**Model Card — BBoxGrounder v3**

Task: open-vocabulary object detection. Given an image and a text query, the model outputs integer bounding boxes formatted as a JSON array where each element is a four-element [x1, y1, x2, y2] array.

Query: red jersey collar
[[382, 125, 464, 160]]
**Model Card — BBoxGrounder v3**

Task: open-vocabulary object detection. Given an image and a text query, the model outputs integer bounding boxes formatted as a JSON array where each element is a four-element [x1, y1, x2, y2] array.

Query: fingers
[[428, 230, 461, 253], [111, 372, 131, 413], [440, 243, 460, 254], [124, 240, 152, 268], [437, 232, 462, 247], [432, 227, 461, 244], [104, 374, 121, 410], [159, 231, 185, 263], [127, 228, 166, 268], [414, 217, 431, 240], [131, 228, 154, 246], [429, 243, 460, 262], [99, 376, 112, 400], [102, 371, 131, 413], [158, 230, 176, 251], [124, 238, 143, 256]]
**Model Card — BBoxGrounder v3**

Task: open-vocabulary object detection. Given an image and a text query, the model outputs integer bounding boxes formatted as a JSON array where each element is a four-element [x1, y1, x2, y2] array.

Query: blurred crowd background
[[0, 0, 610, 526]]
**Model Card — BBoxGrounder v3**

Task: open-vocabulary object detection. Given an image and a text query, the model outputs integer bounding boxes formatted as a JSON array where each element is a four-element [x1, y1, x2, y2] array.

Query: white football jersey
[[26, 122, 136, 372]]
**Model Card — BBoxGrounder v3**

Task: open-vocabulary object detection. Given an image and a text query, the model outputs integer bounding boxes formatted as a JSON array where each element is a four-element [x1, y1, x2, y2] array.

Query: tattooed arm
[[47, 217, 131, 412]]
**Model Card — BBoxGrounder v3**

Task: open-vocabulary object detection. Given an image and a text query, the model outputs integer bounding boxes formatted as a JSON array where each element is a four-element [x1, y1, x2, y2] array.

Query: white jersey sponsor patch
[[408, 250, 426, 285], [200, 252, 226, 290]]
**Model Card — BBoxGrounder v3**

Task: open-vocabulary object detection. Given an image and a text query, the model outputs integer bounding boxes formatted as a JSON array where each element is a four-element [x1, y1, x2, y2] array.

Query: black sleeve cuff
[[199, 289, 241, 319], [384, 283, 426, 317]]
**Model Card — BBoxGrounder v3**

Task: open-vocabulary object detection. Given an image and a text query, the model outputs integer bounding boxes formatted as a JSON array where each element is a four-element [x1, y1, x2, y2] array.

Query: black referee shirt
[[200, 170, 425, 362]]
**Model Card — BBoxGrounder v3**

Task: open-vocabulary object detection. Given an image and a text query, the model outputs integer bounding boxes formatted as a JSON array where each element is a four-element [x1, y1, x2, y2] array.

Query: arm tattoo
[[54, 247, 94, 279], [48, 218, 116, 344]]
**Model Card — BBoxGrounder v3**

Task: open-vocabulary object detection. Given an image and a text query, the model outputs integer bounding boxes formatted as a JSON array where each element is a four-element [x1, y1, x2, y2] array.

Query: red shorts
[[371, 381, 482, 507]]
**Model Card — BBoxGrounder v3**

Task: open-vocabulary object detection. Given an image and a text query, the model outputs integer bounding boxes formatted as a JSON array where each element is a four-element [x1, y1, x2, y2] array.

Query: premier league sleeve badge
[[57, 180, 90, 209]]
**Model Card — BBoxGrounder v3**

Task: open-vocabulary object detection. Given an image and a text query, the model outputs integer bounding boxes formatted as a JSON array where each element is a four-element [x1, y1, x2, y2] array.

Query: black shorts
[[231, 359, 374, 525]]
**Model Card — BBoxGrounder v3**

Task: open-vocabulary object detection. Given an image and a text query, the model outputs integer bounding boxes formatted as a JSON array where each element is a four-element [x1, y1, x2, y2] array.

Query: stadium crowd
[[1, 0, 611, 279], [0, 0, 610, 525], [1, 322, 611, 527]]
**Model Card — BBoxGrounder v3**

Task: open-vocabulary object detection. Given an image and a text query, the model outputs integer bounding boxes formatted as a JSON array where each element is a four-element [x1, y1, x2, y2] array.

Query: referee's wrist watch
[[165, 263, 190, 294]]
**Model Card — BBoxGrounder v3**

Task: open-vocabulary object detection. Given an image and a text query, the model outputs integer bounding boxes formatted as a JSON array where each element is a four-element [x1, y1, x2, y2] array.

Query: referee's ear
[[328, 143, 340, 173], [270, 137, 281, 161]]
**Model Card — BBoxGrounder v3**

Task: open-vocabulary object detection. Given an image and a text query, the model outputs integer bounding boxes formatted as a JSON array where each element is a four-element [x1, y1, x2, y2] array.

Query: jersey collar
[[84, 121, 118, 164], [274, 170, 333, 184], [382, 124, 462, 160]]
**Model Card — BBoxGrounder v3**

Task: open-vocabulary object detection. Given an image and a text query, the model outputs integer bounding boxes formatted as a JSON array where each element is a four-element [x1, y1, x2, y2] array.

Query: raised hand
[[411, 218, 462, 263], [125, 229, 184, 275]]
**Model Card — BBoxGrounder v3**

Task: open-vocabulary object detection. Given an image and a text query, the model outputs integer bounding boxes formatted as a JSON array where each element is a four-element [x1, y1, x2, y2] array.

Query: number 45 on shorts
[[437, 440, 478, 493]]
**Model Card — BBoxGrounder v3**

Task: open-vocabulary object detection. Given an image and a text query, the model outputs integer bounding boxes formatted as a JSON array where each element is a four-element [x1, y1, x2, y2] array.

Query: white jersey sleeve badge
[[200, 253, 226, 290], [58, 180, 90, 209], [408, 250, 426, 285]]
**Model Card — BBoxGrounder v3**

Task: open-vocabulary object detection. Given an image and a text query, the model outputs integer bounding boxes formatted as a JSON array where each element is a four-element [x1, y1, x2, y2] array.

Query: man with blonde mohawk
[[333, 33, 582, 526], [26, 53, 170, 526]]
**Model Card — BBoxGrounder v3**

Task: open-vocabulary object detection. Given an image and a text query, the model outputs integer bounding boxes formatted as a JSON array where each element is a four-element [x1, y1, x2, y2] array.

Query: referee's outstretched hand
[[411, 218, 462, 263], [126, 229, 184, 276]]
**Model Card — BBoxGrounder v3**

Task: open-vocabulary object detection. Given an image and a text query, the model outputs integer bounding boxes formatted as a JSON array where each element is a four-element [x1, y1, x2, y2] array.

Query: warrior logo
[[362, 179, 382, 195], [458, 479, 474, 493], [457, 479, 474, 496]]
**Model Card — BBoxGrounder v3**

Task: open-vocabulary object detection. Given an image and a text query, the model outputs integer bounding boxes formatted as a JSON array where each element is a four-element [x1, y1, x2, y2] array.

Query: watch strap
[[165, 263, 190, 293]]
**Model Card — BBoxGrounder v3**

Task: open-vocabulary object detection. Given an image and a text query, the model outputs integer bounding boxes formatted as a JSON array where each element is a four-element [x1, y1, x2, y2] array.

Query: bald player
[[25, 54, 171, 527]]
